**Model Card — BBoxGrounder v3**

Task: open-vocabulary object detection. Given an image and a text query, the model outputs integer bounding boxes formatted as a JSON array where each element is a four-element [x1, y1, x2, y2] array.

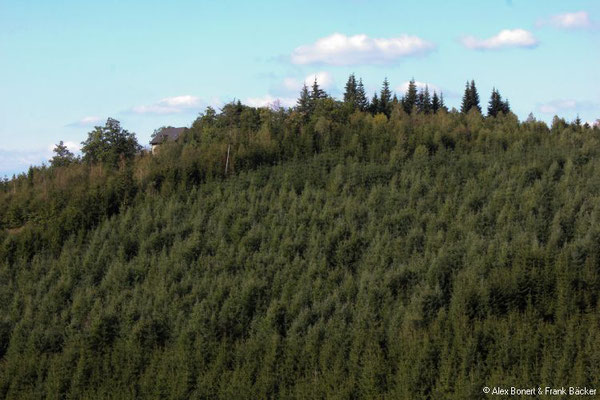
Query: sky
[[1, 0, 599, 176]]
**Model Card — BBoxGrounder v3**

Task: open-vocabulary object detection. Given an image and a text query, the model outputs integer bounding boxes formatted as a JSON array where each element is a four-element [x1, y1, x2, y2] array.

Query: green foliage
[[378, 77, 392, 117], [461, 80, 482, 114], [2, 97, 600, 398], [487, 88, 511, 117], [403, 78, 418, 114], [49, 141, 75, 167], [81, 118, 141, 166]]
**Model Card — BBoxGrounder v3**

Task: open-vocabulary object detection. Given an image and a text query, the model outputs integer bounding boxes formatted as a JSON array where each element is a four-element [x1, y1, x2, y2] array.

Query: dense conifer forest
[[1, 77, 599, 399]]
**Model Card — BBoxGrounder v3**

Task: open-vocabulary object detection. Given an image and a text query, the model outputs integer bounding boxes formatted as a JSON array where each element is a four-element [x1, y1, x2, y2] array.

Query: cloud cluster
[[281, 72, 335, 93], [131, 95, 203, 115], [461, 29, 538, 50], [537, 99, 596, 114], [291, 33, 435, 65], [47, 141, 81, 154], [243, 95, 296, 109], [538, 11, 592, 29], [67, 116, 103, 127], [0, 148, 51, 177]]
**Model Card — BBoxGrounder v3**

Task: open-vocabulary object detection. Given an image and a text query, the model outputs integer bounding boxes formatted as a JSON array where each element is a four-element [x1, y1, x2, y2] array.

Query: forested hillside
[[1, 78, 600, 399]]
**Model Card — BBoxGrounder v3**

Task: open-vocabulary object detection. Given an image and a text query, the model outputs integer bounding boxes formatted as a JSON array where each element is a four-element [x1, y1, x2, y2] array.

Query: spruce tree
[[469, 80, 481, 113], [439, 92, 447, 112], [432, 91, 440, 114], [460, 81, 471, 113], [487, 88, 502, 117], [501, 98, 511, 115], [356, 78, 368, 111], [421, 86, 431, 114], [311, 78, 327, 101], [379, 78, 392, 116], [461, 80, 481, 114], [50, 141, 75, 167], [343, 74, 358, 108], [403, 79, 418, 114], [296, 84, 311, 114], [488, 88, 511, 117], [369, 92, 379, 114]]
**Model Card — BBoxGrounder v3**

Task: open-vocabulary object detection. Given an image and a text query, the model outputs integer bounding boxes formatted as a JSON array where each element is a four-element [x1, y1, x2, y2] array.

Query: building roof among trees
[[150, 127, 186, 145]]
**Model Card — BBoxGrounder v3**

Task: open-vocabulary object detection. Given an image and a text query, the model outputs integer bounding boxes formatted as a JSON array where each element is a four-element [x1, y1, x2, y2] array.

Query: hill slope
[[1, 108, 600, 399]]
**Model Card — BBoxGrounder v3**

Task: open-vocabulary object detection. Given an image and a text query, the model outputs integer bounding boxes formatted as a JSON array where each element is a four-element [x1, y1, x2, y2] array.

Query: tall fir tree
[[418, 86, 431, 114], [432, 91, 440, 114], [296, 84, 311, 114], [470, 80, 481, 113], [487, 88, 511, 117], [343, 74, 358, 108], [379, 78, 392, 116], [439, 92, 447, 112], [369, 92, 379, 115], [356, 78, 368, 111], [403, 78, 418, 114], [501, 98, 511, 114], [311, 78, 327, 101], [488, 88, 502, 117], [50, 141, 75, 167], [460, 81, 470, 113], [461, 80, 481, 113]]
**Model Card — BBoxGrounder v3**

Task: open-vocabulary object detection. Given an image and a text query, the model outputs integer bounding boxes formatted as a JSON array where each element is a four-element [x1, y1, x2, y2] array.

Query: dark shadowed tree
[[403, 79, 418, 114], [487, 88, 511, 117], [311, 78, 327, 101], [417, 86, 432, 114], [461, 80, 481, 114], [50, 141, 75, 167], [379, 77, 392, 117], [297, 84, 311, 115], [343, 74, 358, 109], [356, 78, 368, 111], [432, 92, 440, 113], [369, 92, 379, 114]]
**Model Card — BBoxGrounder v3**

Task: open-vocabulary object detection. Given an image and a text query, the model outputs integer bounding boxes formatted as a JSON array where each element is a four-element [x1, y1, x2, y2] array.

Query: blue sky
[[1, 0, 599, 176]]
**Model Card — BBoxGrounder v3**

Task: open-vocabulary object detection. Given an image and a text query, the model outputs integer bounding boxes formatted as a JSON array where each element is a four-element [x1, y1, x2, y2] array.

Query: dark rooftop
[[150, 127, 186, 145]]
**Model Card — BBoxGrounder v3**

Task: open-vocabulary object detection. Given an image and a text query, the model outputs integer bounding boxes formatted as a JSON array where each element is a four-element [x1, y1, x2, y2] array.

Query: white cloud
[[47, 141, 81, 154], [131, 95, 203, 114], [396, 81, 441, 95], [244, 95, 296, 109], [283, 77, 301, 91], [291, 33, 435, 65], [538, 99, 577, 114], [303, 71, 335, 89], [275, 72, 336, 96], [67, 116, 103, 127], [0, 148, 51, 177], [537, 99, 598, 114], [538, 11, 592, 29], [461, 29, 539, 50]]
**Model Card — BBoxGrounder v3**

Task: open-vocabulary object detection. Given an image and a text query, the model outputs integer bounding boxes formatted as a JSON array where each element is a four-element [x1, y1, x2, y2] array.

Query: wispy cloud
[[282, 72, 335, 91], [0, 148, 51, 176], [131, 95, 203, 115], [291, 33, 435, 65], [47, 141, 81, 154], [66, 116, 103, 127], [1, 141, 82, 176], [537, 99, 597, 114], [243, 95, 296, 109], [537, 11, 593, 29], [461, 29, 539, 50]]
